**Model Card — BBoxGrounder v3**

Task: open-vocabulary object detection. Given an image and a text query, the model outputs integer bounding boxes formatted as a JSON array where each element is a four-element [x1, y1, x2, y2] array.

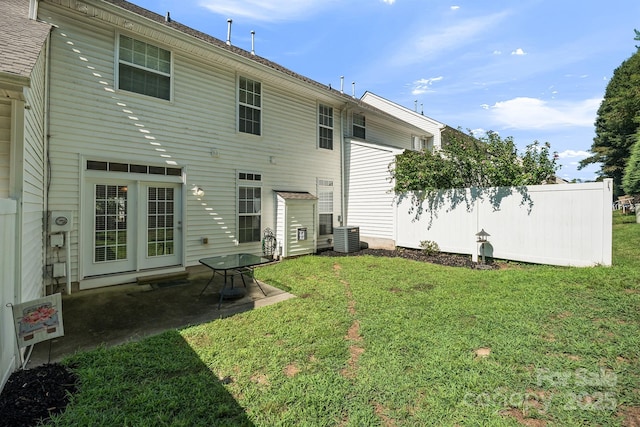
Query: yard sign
[[11, 293, 64, 348]]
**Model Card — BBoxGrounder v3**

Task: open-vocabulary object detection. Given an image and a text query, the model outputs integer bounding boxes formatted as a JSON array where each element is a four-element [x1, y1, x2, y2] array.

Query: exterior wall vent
[[333, 226, 360, 253]]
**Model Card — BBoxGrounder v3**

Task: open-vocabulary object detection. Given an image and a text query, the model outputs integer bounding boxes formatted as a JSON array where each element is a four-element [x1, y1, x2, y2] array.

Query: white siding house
[[361, 91, 445, 151], [340, 93, 449, 249], [0, 0, 51, 391], [1, 0, 451, 390], [30, 0, 434, 291], [344, 140, 403, 249]]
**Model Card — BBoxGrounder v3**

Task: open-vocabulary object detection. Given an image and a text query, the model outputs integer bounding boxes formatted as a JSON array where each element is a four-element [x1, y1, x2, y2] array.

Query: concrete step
[[136, 271, 189, 286]]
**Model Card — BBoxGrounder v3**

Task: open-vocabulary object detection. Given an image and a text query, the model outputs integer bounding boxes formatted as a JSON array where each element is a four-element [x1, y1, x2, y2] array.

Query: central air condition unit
[[333, 226, 360, 253]]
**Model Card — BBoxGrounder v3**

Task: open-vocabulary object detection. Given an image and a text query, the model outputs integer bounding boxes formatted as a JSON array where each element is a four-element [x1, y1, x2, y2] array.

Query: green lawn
[[52, 213, 640, 426]]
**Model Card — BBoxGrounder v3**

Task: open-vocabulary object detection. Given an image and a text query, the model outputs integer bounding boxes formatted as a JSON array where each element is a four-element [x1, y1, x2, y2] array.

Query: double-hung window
[[118, 35, 171, 100], [318, 104, 333, 150], [238, 172, 262, 243], [318, 179, 334, 235], [412, 135, 435, 152], [412, 135, 426, 151], [239, 76, 261, 135], [353, 113, 365, 139]]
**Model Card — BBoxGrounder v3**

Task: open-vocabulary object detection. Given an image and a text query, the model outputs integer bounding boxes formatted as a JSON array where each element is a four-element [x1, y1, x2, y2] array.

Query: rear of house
[[37, 0, 435, 290], [1, 0, 449, 391]]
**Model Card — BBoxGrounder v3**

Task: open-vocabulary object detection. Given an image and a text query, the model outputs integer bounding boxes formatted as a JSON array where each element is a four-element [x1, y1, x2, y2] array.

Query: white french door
[[83, 180, 182, 277]]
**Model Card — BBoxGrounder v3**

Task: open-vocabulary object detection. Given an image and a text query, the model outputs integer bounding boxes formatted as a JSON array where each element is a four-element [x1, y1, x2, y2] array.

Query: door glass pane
[[147, 186, 175, 257], [94, 184, 128, 262]]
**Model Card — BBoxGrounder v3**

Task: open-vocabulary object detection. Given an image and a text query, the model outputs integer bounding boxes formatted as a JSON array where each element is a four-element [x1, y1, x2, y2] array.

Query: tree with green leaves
[[390, 129, 559, 220], [392, 129, 558, 194], [578, 38, 640, 195], [622, 129, 640, 195]]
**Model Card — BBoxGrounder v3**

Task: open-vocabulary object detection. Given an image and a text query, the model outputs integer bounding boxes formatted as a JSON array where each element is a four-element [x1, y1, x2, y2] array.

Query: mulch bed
[[0, 248, 492, 426], [0, 363, 77, 427], [317, 247, 498, 269]]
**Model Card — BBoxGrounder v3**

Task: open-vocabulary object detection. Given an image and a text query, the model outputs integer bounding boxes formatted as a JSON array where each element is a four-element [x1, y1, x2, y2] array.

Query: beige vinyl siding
[[21, 45, 47, 301], [363, 117, 415, 151], [0, 101, 10, 198], [360, 92, 443, 148], [345, 140, 401, 243], [41, 3, 342, 282]]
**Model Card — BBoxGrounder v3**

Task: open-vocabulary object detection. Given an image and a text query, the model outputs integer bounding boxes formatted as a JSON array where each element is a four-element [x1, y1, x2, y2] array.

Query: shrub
[[419, 240, 440, 256]]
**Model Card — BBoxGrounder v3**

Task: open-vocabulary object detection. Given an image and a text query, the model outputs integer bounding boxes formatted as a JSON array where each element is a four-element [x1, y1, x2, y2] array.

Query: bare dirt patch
[[500, 408, 547, 426], [618, 405, 640, 426], [283, 363, 300, 378]]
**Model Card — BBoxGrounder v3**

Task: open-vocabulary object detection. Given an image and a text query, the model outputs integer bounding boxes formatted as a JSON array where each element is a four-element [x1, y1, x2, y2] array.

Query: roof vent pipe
[[250, 30, 255, 55], [165, 11, 171, 22], [414, 100, 418, 112], [340, 76, 344, 94], [226, 19, 232, 46], [352, 81, 356, 98]]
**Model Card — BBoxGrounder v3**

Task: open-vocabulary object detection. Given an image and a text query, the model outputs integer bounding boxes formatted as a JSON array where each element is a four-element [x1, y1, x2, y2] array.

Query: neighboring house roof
[[0, 0, 51, 79], [360, 91, 445, 138]]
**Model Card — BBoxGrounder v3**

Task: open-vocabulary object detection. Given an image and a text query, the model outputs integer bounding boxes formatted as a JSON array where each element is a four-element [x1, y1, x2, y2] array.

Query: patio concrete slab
[[27, 266, 294, 367]]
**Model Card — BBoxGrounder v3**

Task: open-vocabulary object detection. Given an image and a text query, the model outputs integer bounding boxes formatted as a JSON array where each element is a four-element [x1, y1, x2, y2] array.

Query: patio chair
[[617, 196, 635, 214]]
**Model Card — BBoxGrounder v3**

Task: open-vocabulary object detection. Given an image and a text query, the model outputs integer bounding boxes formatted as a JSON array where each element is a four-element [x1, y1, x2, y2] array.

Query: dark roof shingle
[[0, 0, 52, 78]]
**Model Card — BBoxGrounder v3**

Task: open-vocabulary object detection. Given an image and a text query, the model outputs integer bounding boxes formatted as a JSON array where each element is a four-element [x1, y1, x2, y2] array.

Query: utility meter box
[[49, 211, 73, 232]]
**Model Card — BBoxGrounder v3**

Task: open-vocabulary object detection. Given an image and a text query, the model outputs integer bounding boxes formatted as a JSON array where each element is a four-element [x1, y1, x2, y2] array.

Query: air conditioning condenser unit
[[333, 226, 360, 253]]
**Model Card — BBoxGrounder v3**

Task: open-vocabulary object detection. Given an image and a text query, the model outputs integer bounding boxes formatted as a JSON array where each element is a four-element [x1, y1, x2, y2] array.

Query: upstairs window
[[239, 76, 261, 135], [412, 135, 426, 151], [353, 113, 365, 139], [411, 135, 434, 152], [118, 35, 171, 100], [318, 104, 333, 150]]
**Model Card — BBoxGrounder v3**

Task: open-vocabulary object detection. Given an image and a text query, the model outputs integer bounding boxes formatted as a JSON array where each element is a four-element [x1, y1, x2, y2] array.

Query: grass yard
[[51, 214, 640, 426]]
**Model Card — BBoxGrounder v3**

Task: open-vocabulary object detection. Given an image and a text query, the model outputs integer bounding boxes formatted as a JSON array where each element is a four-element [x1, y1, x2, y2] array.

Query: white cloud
[[389, 10, 511, 66], [412, 76, 443, 95], [451, 5, 460, 10], [493, 50, 502, 55], [470, 128, 487, 137], [198, 0, 338, 22], [382, 0, 396, 4], [556, 149, 591, 159], [487, 97, 601, 130], [511, 48, 526, 55]]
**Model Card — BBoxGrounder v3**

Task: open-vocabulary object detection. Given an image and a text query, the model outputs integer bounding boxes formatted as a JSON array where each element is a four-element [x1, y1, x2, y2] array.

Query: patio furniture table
[[198, 254, 271, 308]]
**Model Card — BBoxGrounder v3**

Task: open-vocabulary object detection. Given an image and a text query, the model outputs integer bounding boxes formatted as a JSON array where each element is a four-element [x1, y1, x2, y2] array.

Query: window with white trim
[[412, 135, 426, 151], [238, 172, 262, 243], [353, 113, 365, 139], [318, 104, 333, 150], [238, 76, 262, 135], [317, 179, 334, 235], [411, 135, 434, 152], [118, 35, 171, 100]]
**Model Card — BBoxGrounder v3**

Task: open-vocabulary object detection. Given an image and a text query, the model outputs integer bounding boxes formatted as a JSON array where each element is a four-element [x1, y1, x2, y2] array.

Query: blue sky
[[132, 0, 640, 182]]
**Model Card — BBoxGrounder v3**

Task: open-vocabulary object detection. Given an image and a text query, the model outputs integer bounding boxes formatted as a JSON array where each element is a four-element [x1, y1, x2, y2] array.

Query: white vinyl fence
[[395, 179, 612, 267], [1, 199, 17, 392]]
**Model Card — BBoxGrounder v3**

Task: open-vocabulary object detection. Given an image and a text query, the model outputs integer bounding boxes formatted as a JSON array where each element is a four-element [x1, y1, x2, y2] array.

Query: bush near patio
[[42, 212, 640, 426]]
